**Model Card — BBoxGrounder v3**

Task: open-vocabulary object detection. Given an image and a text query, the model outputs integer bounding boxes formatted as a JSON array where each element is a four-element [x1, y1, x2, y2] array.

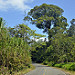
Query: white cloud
[[32, 37, 48, 42], [0, 0, 33, 11], [38, 37, 48, 42]]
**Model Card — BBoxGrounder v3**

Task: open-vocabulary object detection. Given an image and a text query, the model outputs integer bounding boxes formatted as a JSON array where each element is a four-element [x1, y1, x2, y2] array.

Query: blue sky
[[0, 0, 75, 36]]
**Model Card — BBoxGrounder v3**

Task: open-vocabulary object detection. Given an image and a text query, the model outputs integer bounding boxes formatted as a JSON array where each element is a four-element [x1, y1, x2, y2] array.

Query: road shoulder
[[13, 65, 35, 75]]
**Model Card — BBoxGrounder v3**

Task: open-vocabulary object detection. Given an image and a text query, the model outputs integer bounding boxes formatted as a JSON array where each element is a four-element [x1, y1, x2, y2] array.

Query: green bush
[[54, 63, 65, 68], [43, 60, 49, 65], [53, 62, 75, 71], [58, 63, 75, 71], [48, 61, 55, 66], [70, 63, 75, 71]]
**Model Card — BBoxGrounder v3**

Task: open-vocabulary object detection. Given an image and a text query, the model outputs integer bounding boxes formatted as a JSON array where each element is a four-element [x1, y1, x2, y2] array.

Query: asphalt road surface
[[25, 63, 66, 75]]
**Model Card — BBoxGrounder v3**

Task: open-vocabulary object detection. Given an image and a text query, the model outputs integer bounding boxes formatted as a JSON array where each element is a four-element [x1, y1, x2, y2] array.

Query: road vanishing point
[[25, 63, 66, 75]]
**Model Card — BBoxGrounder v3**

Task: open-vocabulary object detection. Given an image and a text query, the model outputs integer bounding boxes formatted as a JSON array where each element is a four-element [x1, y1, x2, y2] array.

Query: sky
[[0, 0, 75, 37]]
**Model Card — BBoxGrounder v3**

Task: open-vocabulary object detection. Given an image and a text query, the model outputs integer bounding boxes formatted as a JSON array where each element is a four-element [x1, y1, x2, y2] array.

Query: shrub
[[43, 60, 49, 65], [54, 63, 65, 68], [62, 63, 75, 71], [70, 63, 75, 71], [48, 61, 55, 66], [53, 62, 75, 71]]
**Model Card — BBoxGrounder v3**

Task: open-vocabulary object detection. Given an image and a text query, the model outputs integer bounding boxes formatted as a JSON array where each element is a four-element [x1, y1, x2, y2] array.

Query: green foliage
[[48, 61, 55, 66], [54, 63, 75, 71], [0, 17, 6, 32], [62, 63, 75, 71], [8, 24, 45, 43], [68, 19, 75, 37], [0, 19, 34, 74], [24, 3, 68, 39], [25, 4, 75, 71], [31, 42, 47, 63], [43, 60, 49, 65], [0, 28, 31, 74], [54, 63, 65, 68], [31, 29, 75, 66], [0, 17, 46, 74]]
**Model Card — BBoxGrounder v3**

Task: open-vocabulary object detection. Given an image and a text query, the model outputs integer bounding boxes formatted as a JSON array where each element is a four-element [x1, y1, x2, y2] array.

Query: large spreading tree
[[24, 3, 68, 40]]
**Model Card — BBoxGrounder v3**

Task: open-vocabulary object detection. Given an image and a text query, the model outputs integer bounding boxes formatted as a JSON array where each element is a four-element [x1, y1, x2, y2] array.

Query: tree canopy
[[68, 19, 75, 37], [24, 3, 68, 36]]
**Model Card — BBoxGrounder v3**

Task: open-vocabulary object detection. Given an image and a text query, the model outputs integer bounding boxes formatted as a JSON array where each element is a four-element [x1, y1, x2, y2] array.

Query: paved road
[[25, 63, 66, 75]]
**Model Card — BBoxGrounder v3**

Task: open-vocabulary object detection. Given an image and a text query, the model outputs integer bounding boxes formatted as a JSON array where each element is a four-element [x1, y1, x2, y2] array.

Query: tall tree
[[68, 19, 75, 37], [8, 24, 45, 43], [24, 3, 68, 40]]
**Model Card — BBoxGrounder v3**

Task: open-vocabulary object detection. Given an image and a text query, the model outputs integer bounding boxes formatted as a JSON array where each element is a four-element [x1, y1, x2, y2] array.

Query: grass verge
[[12, 65, 35, 75]]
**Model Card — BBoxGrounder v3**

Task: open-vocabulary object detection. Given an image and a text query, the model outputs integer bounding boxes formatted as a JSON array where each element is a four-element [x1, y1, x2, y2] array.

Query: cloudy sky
[[0, 0, 75, 36], [0, 0, 33, 11]]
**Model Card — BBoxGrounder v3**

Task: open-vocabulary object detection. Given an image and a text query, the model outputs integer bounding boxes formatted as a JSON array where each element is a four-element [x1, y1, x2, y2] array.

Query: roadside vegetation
[[54, 62, 75, 71], [0, 3, 75, 75], [0, 18, 44, 74]]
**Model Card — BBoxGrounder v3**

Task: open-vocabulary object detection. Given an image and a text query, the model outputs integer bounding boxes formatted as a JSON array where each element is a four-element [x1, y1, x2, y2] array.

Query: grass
[[13, 65, 35, 75]]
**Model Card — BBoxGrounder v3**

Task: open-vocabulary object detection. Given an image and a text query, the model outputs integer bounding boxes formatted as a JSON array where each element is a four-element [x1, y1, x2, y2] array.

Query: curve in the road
[[25, 63, 66, 75]]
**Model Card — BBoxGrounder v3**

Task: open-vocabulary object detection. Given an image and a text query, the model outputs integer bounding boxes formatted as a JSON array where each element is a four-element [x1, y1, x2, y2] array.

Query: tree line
[[25, 3, 75, 67]]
